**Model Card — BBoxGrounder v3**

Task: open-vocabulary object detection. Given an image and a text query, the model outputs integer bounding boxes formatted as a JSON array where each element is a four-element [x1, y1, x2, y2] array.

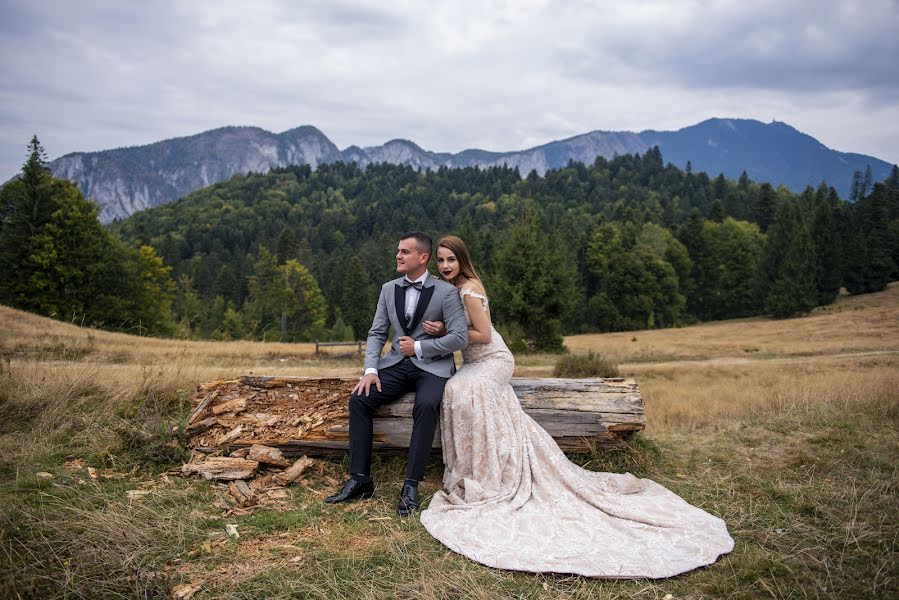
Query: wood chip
[[249, 473, 274, 491], [247, 444, 289, 467], [188, 390, 218, 425], [181, 457, 258, 481], [272, 456, 315, 486], [172, 582, 202, 599], [219, 425, 245, 445], [212, 398, 247, 415], [227, 480, 256, 506]]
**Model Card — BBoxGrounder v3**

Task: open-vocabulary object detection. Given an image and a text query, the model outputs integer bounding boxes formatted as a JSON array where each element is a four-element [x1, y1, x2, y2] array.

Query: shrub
[[552, 351, 620, 378]]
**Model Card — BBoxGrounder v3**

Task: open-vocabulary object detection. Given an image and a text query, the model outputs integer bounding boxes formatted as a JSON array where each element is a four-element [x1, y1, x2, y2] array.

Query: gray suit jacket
[[364, 273, 468, 378]]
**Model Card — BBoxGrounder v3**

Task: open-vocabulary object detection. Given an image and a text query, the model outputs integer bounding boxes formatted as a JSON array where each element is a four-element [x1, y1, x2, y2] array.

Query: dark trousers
[[348, 357, 447, 481]]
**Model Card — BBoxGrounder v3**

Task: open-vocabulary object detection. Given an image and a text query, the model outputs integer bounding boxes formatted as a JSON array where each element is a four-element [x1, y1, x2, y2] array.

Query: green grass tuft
[[552, 351, 620, 378]]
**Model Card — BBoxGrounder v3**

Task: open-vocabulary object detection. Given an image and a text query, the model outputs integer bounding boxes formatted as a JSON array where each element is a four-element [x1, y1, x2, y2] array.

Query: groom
[[325, 231, 468, 516]]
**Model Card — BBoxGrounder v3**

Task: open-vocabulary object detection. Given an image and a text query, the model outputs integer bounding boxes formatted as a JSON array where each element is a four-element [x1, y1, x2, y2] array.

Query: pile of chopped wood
[[181, 445, 318, 515], [185, 377, 354, 453]]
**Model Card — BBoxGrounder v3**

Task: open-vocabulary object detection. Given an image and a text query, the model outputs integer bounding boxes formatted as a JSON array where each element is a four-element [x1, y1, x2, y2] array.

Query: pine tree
[[762, 202, 817, 317], [492, 201, 575, 351], [846, 184, 896, 292], [753, 183, 777, 232], [275, 226, 298, 264], [885, 165, 899, 191], [850, 169, 863, 201], [0, 136, 59, 305], [676, 212, 713, 320], [861, 164, 873, 199], [173, 274, 203, 337], [810, 199, 843, 305], [337, 254, 373, 340]]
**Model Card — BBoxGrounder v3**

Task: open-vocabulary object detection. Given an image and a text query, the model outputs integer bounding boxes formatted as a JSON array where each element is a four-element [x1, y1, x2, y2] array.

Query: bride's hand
[[422, 320, 446, 335]]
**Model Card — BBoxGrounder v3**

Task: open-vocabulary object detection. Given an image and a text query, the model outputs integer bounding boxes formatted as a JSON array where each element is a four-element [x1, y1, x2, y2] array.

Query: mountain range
[[42, 118, 894, 223]]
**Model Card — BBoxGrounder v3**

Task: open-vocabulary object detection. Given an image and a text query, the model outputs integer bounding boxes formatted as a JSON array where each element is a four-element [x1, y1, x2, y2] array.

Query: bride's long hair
[[436, 235, 483, 287]]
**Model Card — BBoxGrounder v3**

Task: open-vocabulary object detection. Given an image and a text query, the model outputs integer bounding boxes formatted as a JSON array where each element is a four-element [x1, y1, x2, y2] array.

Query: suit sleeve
[[363, 285, 390, 372], [419, 288, 468, 359]]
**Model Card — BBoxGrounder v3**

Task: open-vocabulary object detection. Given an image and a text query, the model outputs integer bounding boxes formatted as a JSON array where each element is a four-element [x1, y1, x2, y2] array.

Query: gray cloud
[[2, 0, 897, 180]]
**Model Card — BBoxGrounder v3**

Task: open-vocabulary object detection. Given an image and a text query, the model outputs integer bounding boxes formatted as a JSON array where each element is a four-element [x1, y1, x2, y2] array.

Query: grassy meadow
[[1, 284, 897, 599]]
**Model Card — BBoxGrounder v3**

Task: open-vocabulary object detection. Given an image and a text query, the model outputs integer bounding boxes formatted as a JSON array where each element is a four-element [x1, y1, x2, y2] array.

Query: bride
[[418, 235, 734, 579]]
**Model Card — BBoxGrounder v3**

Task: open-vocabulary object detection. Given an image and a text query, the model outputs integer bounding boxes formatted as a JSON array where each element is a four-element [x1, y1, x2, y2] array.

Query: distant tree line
[[3, 137, 897, 351]]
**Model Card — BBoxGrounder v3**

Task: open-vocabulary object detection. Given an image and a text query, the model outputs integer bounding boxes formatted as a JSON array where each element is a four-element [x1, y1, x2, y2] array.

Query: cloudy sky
[[1, 0, 898, 178]]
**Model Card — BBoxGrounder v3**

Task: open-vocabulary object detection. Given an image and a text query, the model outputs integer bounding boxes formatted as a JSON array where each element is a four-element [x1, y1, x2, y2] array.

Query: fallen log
[[187, 376, 646, 457], [186, 376, 644, 454]]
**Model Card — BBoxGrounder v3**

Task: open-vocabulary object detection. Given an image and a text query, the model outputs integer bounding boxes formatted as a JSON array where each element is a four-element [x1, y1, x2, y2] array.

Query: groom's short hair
[[400, 231, 432, 257]]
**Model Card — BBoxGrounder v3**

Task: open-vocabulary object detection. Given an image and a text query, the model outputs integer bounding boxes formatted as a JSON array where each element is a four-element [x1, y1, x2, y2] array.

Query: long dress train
[[419, 288, 734, 578]]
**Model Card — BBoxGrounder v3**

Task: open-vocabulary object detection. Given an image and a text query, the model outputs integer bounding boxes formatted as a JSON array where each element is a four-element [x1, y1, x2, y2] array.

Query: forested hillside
[[103, 148, 899, 350], [41, 118, 893, 222]]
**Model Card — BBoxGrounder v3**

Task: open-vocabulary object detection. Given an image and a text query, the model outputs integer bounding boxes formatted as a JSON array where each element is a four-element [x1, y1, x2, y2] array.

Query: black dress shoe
[[397, 482, 419, 517], [324, 478, 374, 504]]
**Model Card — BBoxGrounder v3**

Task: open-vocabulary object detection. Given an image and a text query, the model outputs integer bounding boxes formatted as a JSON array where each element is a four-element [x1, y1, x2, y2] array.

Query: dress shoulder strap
[[460, 287, 489, 310]]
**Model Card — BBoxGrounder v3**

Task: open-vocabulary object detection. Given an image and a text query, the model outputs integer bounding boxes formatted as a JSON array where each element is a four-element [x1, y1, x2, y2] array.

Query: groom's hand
[[399, 336, 416, 356], [353, 373, 381, 397]]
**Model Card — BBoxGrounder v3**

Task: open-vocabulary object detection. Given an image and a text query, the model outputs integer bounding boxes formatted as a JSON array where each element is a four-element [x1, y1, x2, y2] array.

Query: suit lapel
[[408, 283, 435, 333], [394, 283, 410, 336]]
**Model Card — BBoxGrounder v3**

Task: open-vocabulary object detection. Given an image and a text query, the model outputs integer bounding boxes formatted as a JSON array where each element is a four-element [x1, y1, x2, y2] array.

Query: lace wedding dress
[[419, 288, 734, 578]]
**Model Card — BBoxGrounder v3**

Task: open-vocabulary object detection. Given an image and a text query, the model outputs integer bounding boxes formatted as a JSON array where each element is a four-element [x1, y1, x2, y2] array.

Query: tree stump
[[186, 375, 644, 455]]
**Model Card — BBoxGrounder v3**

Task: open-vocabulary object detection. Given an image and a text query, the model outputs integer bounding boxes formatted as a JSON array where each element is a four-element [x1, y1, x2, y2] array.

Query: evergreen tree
[[885, 165, 899, 191], [861, 164, 873, 199], [706, 218, 766, 319], [850, 169, 863, 201], [762, 202, 817, 317], [492, 202, 575, 351], [329, 308, 355, 342], [586, 222, 685, 331], [845, 183, 896, 293], [810, 199, 843, 305], [677, 213, 713, 320], [245, 247, 327, 341], [173, 274, 203, 337], [0, 136, 59, 305], [275, 226, 298, 264], [337, 254, 373, 340], [753, 183, 777, 232]]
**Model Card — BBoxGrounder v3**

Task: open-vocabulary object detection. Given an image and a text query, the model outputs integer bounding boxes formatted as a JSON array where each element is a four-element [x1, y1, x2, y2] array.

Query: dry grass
[[634, 353, 899, 431], [0, 303, 361, 372], [564, 283, 899, 364], [1, 283, 898, 598]]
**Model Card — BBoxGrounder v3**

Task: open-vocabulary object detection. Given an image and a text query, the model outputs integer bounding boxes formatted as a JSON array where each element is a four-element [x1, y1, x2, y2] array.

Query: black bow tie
[[401, 280, 423, 290]]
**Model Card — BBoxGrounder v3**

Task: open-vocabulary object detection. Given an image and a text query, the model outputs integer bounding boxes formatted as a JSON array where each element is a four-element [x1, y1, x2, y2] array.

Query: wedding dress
[[419, 288, 734, 578]]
